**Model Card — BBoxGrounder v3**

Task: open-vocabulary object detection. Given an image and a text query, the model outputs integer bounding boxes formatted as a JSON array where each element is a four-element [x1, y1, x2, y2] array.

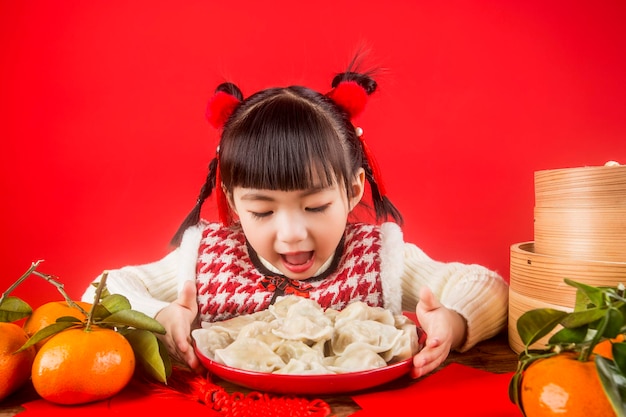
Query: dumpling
[[274, 357, 331, 375], [236, 320, 283, 350], [325, 345, 387, 373], [331, 320, 402, 356], [275, 340, 323, 363], [214, 338, 285, 373], [333, 301, 395, 328], [385, 316, 421, 362], [200, 309, 274, 336], [191, 327, 232, 360], [274, 341, 329, 374], [270, 296, 333, 343]]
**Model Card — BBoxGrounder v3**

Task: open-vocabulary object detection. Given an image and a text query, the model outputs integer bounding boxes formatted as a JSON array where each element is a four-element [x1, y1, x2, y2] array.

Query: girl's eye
[[306, 204, 330, 213], [250, 211, 273, 219]]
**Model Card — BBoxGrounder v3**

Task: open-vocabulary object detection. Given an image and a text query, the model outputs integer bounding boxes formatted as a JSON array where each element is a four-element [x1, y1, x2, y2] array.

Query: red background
[[1, 1, 625, 309]]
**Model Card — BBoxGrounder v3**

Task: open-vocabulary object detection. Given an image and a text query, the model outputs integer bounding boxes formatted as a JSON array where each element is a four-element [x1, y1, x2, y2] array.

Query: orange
[[593, 334, 625, 360], [520, 352, 616, 417], [0, 322, 37, 401], [23, 301, 91, 350], [31, 326, 135, 405]]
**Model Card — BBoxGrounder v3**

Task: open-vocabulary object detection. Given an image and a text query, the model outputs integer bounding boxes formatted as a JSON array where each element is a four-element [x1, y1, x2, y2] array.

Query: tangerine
[[592, 334, 625, 360], [23, 301, 91, 350], [521, 352, 616, 417], [31, 326, 135, 405], [0, 322, 37, 401]]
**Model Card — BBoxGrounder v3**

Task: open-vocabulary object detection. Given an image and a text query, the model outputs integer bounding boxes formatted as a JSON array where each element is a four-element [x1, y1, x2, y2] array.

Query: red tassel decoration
[[133, 367, 332, 417], [215, 157, 230, 225], [327, 81, 368, 118], [206, 91, 241, 129]]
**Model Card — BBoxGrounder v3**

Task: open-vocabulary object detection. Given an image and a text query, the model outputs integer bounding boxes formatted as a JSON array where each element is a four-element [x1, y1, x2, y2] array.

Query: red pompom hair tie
[[327, 80, 368, 118], [206, 91, 241, 129]]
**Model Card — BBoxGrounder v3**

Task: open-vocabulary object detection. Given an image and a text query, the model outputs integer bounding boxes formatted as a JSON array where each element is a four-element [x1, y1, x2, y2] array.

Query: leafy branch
[[509, 279, 626, 417], [1, 261, 172, 384]]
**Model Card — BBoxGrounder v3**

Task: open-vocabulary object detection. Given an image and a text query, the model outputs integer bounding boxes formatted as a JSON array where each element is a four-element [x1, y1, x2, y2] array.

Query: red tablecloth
[[351, 363, 521, 416], [20, 363, 522, 416]]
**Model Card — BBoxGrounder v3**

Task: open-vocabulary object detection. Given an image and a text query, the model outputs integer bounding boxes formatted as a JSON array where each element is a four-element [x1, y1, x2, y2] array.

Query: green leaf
[[614, 342, 626, 376], [99, 309, 166, 334], [89, 304, 111, 321], [517, 308, 568, 347], [561, 307, 607, 329], [603, 309, 625, 339], [56, 315, 83, 323], [508, 368, 525, 415], [16, 321, 78, 352], [0, 296, 33, 322], [566, 278, 606, 308], [548, 325, 588, 345], [595, 355, 626, 417], [124, 330, 170, 383], [100, 294, 132, 314]]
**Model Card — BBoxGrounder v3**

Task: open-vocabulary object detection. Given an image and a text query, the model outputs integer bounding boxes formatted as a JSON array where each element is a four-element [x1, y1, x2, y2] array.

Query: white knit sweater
[[82, 222, 509, 352]]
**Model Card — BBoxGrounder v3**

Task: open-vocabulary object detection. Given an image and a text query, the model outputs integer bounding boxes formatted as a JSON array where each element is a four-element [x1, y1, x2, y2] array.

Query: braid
[[360, 147, 404, 225], [171, 82, 244, 246], [170, 157, 219, 246]]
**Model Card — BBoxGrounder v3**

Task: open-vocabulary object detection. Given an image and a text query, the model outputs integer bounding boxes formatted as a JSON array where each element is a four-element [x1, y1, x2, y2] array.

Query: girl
[[83, 65, 509, 379]]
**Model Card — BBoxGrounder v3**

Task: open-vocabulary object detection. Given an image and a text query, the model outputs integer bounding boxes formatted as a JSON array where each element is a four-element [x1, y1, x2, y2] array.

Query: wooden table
[[0, 331, 519, 416]]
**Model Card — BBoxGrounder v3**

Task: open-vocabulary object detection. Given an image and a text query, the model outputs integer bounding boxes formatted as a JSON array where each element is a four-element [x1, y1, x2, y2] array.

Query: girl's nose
[[275, 212, 307, 243]]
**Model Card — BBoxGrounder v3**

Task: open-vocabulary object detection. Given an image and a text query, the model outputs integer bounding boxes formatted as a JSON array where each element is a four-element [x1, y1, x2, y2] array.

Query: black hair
[[171, 69, 402, 246]]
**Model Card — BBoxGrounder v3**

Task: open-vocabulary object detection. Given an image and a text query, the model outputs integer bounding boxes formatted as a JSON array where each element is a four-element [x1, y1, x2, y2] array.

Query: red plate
[[194, 344, 413, 395]]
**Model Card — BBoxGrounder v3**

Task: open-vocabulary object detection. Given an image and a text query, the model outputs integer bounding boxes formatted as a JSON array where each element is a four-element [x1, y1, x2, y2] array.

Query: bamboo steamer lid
[[534, 162, 626, 208], [509, 242, 626, 306], [534, 206, 626, 262], [508, 288, 573, 354], [533, 162, 626, 261]]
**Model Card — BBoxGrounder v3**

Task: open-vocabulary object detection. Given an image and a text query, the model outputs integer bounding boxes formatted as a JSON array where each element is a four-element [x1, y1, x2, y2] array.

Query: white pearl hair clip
[[355, 127, 363, 137]]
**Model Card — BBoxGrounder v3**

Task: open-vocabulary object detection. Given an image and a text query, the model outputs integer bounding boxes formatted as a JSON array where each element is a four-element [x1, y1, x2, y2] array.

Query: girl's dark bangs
[[226, 94, 347, 191]]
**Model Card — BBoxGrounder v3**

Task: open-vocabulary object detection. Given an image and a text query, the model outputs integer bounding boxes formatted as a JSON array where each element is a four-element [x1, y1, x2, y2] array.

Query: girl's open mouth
[[281, 251, 315, 274]]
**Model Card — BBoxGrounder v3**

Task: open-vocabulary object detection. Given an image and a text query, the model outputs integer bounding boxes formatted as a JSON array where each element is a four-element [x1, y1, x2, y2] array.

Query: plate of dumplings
[[192, 295, 422, 394]]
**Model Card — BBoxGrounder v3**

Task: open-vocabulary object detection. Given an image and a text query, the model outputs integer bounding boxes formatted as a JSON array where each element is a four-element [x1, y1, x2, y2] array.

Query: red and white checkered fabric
[[195, 222, 384, 322]]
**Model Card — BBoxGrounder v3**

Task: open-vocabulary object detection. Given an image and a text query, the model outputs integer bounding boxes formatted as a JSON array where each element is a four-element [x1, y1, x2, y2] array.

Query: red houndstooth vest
[[195, 222, 384, 323]]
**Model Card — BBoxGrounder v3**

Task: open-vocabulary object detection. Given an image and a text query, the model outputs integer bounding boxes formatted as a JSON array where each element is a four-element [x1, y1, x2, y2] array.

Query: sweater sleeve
[[81, 250, 181, 318], [400, 243, 509, 352], [80, 223, 205, 318]]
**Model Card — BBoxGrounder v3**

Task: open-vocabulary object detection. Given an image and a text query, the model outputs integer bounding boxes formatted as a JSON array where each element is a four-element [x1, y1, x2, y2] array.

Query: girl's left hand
[[410, 286, 467, 379]]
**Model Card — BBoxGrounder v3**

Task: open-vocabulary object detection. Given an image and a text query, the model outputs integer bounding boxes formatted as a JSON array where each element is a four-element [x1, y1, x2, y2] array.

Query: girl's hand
[[411, 286, 467, 379], [154, 280, 202, 372]]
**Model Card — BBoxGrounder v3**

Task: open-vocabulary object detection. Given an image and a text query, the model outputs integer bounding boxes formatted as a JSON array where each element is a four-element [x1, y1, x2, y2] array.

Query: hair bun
[[331, 72, 377, 95]]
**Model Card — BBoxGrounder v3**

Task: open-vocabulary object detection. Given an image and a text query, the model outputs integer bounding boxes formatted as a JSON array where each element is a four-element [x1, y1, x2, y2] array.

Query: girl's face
[[230, 170, 365, 280]]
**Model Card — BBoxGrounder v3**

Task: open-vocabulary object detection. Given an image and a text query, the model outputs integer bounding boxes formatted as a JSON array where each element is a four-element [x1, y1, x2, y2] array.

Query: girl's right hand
[[154, 280, 202, 372]]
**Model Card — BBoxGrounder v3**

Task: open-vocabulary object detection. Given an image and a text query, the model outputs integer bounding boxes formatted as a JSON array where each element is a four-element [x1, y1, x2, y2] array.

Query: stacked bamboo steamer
[[508, 161, 626, 353]]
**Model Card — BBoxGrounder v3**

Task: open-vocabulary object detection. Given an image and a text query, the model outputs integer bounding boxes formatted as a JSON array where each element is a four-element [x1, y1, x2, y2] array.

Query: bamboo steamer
[[534, 163, 626, 208], [534, 163, 626, 262], [508, 288, 573, 353], [508, 242, 626, 354], [510, 242, 626, 305], [534, 206, 626, 262], [508, 162, 626, 353]]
